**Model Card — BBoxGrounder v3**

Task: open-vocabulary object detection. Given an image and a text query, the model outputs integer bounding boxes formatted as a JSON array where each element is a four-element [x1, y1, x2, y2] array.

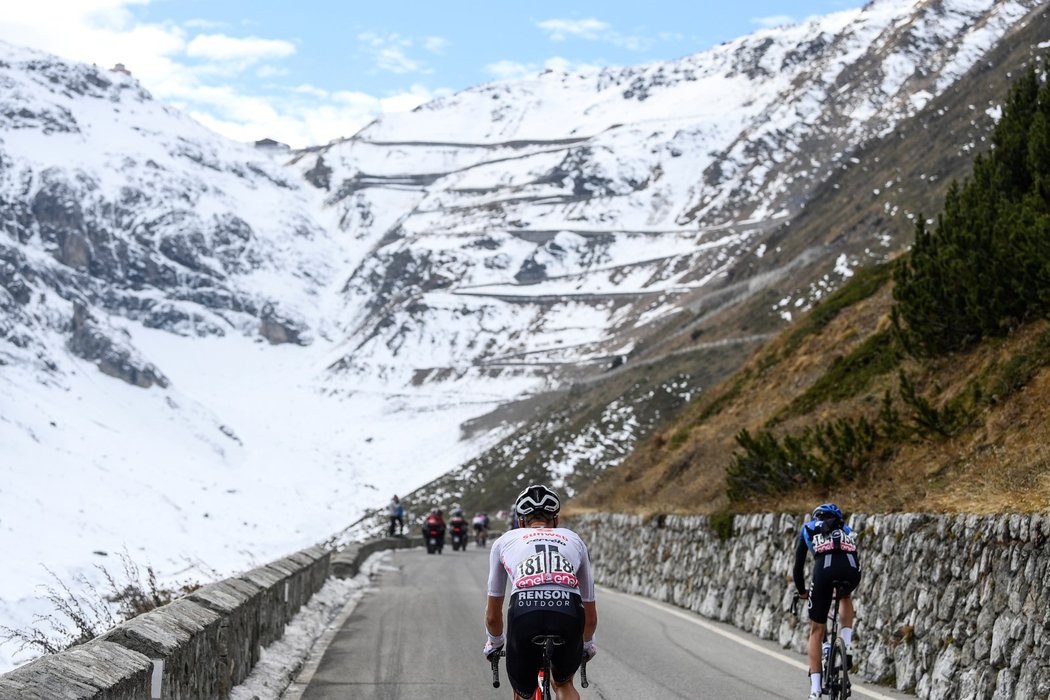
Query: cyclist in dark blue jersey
[[793, 503, 861, 700]]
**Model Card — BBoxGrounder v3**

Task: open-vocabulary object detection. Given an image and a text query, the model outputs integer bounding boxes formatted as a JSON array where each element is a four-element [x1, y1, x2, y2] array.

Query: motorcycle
[[449, 522, 468, 551], [423, 524, 445, 554]]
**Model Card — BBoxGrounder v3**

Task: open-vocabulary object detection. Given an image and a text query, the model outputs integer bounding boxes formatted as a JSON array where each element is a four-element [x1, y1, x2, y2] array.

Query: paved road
[[295, 546, 911, 700]]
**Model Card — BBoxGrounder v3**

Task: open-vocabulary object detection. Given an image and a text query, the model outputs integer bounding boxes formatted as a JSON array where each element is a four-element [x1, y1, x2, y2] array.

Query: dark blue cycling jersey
[[793, 517, 861, 595]]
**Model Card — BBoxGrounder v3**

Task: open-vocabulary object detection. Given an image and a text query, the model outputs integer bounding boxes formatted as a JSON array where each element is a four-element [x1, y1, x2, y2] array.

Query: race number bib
[[813, 529, 858, 554], [514, 546, 579, 589]]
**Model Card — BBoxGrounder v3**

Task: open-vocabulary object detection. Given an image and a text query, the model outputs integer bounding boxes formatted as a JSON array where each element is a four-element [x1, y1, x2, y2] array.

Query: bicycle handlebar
[[490, 649, 592, 690], [489, 650, 504, 688]]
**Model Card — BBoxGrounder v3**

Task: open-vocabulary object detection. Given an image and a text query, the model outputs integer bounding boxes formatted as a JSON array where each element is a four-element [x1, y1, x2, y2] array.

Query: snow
[[0, 326, 512, 671], [1, 0, 1041, 674], [229, 551, 389, 700]]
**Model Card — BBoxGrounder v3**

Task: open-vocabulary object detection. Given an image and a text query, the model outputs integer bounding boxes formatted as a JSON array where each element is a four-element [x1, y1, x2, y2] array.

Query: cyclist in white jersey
[[483, 484, 598, 700]]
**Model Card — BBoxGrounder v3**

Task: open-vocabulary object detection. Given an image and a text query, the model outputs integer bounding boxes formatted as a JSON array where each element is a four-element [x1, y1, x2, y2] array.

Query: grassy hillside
[[579, 265, 1050, 515]]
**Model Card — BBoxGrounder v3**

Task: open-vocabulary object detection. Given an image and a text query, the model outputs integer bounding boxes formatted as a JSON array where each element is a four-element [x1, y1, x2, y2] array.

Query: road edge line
[[598, 586, 899, 700], [281, 550, 392, 699]]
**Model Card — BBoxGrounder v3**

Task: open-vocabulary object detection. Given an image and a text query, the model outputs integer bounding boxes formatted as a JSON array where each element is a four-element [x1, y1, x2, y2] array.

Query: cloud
[[424, 36, 447, 54], [536, 18, 611, 41], [485, 60, 535, 80], [294, 84, 330, 99], [256, 65, 289, 78], [184, 18, 225, 30], [536, 17, 647, 51], [0, 1, 442, 148], [186, 34, 295, 62], [752, 15, 796, 29], [357, 31, 429, 74]]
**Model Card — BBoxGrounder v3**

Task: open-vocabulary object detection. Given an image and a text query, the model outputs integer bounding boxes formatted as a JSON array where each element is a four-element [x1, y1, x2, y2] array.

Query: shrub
[[0, 552, 198, 657]]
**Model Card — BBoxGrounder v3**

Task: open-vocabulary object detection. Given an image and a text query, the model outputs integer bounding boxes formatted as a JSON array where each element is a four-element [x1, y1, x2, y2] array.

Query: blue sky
[[0, 0, 866, 148]]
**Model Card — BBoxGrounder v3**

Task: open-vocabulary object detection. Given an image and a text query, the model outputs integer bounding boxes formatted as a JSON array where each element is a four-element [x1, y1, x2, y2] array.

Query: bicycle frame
[[533, 635, 560, 700], [821, 584, 851, 700], [791, 585, 852, 700]]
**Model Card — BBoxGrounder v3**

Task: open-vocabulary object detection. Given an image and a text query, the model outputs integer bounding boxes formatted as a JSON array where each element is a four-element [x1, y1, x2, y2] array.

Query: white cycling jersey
[[487, 526, 595, 602]]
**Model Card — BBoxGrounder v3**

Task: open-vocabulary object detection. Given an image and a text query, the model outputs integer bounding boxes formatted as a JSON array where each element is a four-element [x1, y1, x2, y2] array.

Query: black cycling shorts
[[506, 591, 584, 698], [808, 553, 861, 623]]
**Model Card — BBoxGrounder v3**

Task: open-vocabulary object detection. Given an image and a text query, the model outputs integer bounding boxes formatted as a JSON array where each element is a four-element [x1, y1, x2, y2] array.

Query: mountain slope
[[0, 41, 514, 672], [395, 0, 1050, 516]]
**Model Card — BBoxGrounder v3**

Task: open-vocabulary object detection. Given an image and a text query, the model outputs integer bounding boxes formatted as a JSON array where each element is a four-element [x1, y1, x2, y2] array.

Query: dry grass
[[579, 280, 1050, 516]]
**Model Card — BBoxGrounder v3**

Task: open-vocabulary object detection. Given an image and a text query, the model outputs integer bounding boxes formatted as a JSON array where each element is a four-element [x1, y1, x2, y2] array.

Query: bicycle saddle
[[531, 635, 566, 646]]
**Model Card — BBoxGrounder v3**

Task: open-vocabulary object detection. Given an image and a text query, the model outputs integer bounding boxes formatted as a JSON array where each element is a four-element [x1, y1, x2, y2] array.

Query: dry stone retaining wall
[[0, 544, 332, 699], [570, 512, 1050, 700]]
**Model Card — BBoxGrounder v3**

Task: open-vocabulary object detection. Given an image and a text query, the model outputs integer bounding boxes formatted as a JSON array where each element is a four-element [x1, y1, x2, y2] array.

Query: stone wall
[[570, 512, 1050, 700], [0, 544, 331, 699]]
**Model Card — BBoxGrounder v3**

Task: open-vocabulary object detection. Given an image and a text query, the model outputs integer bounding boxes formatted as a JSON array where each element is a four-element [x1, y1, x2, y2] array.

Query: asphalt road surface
[[293, 546, 911, 700]]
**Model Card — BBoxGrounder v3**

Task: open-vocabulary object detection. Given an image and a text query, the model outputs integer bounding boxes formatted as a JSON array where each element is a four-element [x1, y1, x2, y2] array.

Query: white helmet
[[514, 484, 561, 517]]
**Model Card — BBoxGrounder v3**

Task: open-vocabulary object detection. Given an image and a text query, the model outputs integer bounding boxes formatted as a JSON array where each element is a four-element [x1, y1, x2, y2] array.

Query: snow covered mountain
[[0, 0, 1042, 671], [0, 41, 515, 671], [291, 0, 1041, 388]]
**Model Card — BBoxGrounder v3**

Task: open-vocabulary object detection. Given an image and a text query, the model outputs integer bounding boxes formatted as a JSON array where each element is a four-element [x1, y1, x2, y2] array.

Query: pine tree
[[893, 62, 1050, 355]]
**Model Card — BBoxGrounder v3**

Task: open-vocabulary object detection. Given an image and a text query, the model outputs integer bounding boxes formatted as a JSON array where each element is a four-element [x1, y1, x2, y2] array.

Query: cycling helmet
[[812, 503, 843, 521], [514, 484, 561, 517]]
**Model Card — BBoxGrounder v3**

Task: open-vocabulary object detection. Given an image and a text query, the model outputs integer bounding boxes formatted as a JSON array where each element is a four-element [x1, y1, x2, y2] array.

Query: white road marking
[[598, 586, 899, 700]]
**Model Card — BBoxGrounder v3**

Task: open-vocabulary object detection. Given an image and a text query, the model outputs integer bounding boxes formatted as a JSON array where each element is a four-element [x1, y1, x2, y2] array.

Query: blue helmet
[[812, 503, 843, 521]]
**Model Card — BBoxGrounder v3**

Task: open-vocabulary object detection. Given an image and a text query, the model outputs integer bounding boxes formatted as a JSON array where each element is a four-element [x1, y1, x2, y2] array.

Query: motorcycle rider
[[422, 508, 446, 548], [794, 503, 861, 700], [449, 507, 469, 548], [483, 484, 597, 700]]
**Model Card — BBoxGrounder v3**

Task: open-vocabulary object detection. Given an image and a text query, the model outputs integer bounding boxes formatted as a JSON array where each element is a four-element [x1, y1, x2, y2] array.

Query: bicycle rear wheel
[[825, 637, 850, 700], [835, 636, 851, 698]]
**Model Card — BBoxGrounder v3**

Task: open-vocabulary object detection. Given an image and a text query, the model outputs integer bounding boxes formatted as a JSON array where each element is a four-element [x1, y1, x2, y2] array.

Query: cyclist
[[793, 503, 861, 700], [483, 484, 597, 700], [473, 511, 489, 545]]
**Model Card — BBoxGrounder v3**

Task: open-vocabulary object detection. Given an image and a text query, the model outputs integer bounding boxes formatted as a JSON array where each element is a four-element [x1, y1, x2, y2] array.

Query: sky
[[0, 0, 866, 149]]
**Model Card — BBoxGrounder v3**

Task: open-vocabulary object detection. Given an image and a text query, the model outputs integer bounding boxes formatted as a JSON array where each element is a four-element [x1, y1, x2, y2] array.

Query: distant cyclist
[[483, 484, 597, 700], [793, 503, 861, 700], [473, 511, 490, 545]]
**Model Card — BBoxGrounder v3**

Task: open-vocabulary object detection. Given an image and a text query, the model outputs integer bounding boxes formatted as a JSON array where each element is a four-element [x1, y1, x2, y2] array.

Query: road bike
[[489, 635, 590, 700], [793, 582, 852, 700]]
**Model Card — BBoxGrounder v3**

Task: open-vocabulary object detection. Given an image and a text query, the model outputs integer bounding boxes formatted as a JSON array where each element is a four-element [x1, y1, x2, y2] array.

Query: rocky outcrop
[[68, 303, 168, 388], [570, 512, 1050, 700], [259, 303, 309, 345]]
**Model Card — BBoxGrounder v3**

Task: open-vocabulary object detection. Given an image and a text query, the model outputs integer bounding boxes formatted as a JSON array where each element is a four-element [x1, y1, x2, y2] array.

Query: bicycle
[[489, 635, 590, 700], [792, 581, 852, 700]]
